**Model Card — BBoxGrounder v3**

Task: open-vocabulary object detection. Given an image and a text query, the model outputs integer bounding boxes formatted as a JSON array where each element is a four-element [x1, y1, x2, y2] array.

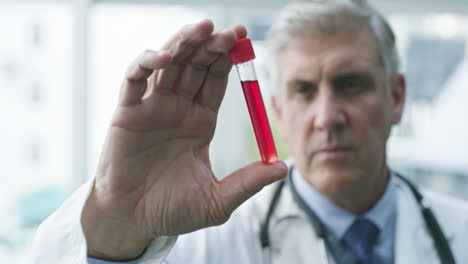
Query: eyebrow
[[286, 71, 374, 87], [286, 78, 317, 90], [332, 71, 374, 81], [331, 71, 375, 83], [288, 78, 315, 86]]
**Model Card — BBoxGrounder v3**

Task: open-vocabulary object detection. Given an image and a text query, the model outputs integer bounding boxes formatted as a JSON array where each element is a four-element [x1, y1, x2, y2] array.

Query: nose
[[310, 88, 346, 131]]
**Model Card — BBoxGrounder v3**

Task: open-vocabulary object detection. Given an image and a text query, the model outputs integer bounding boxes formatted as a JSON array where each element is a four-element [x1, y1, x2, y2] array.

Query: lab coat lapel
[[394, 177, 438, 264], [268, 177, 335, 264]]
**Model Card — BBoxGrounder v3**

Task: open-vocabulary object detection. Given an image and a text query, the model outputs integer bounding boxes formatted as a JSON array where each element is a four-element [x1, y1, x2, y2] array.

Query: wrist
[[81, 187, 151, 261]]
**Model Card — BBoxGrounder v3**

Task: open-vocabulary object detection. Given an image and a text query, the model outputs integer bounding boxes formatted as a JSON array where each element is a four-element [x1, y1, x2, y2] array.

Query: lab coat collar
[[266, 160, 308, 222], [271, 163, 455, 263], [270, 163, 310, 223], [266, 165, 333, 264], [393, 176, 454, 264]]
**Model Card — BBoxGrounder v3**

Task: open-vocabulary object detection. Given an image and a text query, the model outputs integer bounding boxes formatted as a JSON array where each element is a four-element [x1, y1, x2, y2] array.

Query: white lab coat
[[33, 169, 468, 264]]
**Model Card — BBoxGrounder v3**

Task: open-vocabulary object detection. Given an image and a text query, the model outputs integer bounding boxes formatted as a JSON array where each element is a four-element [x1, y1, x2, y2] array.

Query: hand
[[81, 19, 287, 261]]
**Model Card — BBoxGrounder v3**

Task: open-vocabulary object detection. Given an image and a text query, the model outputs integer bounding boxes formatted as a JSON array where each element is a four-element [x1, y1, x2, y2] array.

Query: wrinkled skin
[[272, 23, 405, 213], [82, 20, 287, 261]]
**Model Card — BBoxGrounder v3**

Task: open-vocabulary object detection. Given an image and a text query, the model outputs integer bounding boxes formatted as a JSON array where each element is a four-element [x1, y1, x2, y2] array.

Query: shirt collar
[[291, 169, 397, 239]]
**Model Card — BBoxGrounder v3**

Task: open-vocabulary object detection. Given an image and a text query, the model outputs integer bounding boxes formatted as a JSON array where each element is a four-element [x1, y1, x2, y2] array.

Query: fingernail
[[199, 18, 212, 24], [157, 50, 170, 57], [156, 50, 172, 64], [274, 161, 287, 170]]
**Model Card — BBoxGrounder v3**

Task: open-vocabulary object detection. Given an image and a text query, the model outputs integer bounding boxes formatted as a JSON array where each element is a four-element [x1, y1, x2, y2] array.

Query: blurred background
[[1, 0, 468, 262]]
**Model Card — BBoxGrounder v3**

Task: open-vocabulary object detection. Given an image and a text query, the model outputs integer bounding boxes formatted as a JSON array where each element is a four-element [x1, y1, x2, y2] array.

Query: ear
[[271, 95, 288, 141], [390, 73, 406, 124]]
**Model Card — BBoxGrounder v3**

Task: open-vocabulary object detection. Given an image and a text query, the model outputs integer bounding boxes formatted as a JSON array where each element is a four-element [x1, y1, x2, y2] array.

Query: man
[[33, 0, 468, 263]]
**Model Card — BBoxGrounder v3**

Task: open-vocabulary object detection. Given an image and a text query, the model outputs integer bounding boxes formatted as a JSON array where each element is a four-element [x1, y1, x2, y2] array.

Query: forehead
[[275, 24, 383, 84]]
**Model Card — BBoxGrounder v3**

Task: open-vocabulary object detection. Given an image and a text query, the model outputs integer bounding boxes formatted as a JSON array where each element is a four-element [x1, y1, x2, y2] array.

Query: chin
[[307, 165, 363, 195]]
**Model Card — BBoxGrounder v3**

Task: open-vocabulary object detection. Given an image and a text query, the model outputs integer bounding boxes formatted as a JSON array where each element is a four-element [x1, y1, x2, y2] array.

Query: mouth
[[311, 146, 355, 160]]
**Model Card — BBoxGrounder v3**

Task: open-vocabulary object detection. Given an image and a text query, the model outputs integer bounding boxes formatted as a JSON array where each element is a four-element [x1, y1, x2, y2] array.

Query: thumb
[[218, 161, 288, 214]]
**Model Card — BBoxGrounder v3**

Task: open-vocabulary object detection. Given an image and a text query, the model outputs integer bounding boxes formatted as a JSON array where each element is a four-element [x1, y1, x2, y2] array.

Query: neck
[[332, 167, 389, 215], [301, 164, 390, 215]]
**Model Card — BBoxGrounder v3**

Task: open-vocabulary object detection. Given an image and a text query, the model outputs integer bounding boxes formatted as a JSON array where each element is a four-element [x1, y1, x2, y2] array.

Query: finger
[[120, 50, 171, 106], [218, 161, 288, 215], [196, 54, 232, 112], [156, 19, 214, 93], [232, 24, 247, 39], [176, 29, 238, 100], [145, 69, 161, 99]]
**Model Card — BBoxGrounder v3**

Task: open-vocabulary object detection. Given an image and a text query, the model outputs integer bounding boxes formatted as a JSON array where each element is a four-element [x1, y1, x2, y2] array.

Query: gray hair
[[266, 0, 400, 88]]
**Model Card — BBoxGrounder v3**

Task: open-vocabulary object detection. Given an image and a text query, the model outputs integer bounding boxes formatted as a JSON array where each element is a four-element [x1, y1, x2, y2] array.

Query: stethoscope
[[259, 167, 456, 264]]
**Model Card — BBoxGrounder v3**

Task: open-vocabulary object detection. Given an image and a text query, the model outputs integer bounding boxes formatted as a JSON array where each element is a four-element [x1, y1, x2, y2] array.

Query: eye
[[292, 81, 316, 95], [296, 83, 311, 94], [335, 75, 370, 95], [342, 78, 360, 90]]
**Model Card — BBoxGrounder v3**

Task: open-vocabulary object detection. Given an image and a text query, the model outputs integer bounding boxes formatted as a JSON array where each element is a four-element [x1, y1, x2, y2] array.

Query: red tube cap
[[229, 38, 256, 64]]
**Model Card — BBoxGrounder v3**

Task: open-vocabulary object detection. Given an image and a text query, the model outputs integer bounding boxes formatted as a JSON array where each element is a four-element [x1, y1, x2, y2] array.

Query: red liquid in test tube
[[229, 38, 278, 164]]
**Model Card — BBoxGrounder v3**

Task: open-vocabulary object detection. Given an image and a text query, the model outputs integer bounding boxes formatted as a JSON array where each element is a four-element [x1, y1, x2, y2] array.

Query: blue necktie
[[342, 218, 380, 264]]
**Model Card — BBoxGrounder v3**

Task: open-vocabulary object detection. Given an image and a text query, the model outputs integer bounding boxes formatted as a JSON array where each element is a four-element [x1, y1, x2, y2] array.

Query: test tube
[[229, 38, 278, 165]]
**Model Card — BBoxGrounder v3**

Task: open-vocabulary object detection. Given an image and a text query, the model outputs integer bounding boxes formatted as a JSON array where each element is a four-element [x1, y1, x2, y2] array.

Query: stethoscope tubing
[[260, 167, 455, 264]]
